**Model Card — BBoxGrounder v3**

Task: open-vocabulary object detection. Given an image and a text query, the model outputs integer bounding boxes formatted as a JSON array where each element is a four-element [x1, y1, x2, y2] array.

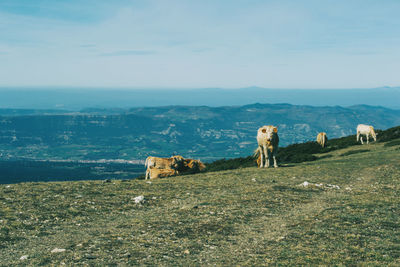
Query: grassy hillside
[[205, 125, 400, 172], [1, 139, 399, 265]]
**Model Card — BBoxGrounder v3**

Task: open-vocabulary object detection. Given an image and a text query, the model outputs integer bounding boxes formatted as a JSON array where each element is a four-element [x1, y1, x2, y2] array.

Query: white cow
[[255, 125, 279, 168], [356, 124, 377, 144]]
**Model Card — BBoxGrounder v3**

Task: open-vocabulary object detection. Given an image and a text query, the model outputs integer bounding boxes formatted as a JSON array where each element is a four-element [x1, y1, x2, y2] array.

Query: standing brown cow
[[316, 132, 328, 148]]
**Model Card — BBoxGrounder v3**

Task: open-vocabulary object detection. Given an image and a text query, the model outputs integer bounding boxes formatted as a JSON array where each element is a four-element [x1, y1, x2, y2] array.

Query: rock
[[133, 195, 145, 204], [300, 181, 309, 187], [326, 184, 340, 189], [184, 249, 190, 254], [51, 248, 66, 253], [20, 255, 28, 260]]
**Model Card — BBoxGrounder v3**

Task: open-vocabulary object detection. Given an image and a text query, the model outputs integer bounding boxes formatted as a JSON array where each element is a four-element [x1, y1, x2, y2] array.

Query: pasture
[[0, 141, 399, 265]]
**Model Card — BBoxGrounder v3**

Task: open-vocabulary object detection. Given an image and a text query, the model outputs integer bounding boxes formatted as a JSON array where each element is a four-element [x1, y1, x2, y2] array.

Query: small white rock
[[51, 248, 66, 253], [300, 181, 309, 187], [327, 184, 340, 189], [134, 195, 145, 204], [251, 178, 256, 182], [20, 255, 28, 260]]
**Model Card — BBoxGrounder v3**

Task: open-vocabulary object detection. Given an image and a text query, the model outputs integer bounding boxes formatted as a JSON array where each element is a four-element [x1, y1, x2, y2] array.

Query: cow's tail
[[253, 147, 261, 158]]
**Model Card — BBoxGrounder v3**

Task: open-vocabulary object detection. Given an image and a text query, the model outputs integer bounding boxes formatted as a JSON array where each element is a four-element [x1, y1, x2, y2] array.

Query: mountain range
[[1, 87, 399, 109], [0, 103, 399, 161]]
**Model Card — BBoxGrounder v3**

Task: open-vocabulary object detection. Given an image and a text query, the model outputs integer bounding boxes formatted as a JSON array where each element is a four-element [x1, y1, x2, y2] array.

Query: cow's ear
[[273, 127, 278, 133]]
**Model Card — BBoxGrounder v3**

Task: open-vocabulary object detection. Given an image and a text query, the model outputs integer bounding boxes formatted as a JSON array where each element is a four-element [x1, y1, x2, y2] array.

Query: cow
[[147, 167, 179, 179], [182, 158, 206, 173], [255, 125, 279, 168], [356, 124, 377, 144], [144, 155, 184, 180], [316, 132, 328, 148]]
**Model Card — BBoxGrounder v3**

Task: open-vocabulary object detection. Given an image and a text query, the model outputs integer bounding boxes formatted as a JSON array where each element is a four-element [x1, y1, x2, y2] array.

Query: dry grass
[[0, 142, 399, 265]]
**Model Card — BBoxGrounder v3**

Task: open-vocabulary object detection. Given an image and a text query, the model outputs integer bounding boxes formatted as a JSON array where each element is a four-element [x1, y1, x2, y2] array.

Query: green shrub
[[205, 156, 256, 172], [377, 126, 400, 142]]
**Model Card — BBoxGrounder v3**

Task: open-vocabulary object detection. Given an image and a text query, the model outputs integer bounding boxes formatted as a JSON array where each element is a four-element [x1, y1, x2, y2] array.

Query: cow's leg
[[356, 132, 360, 142], [273, 154, 278, 168], [259, 146, 265, 168], [145, 169, 150, 180], [366, 134, 369, 144], [264, 144, 269, 168], [360, 136, 364, 144]]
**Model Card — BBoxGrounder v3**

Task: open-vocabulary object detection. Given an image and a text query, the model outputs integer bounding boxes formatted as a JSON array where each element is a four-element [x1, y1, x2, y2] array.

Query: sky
[[1, 0, 400, 89]]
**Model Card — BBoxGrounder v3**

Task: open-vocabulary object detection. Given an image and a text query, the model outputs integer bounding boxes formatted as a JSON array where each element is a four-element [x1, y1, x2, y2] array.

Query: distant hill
[[0, 104, 399, 161]]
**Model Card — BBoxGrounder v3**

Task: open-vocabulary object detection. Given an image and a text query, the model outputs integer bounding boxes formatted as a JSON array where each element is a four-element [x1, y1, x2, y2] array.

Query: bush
[[377, 126, 400, 142], [205, 156, 256, 172]]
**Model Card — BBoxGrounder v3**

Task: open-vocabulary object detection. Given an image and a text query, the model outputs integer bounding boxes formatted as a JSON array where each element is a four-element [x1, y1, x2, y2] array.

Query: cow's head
[[171, 155, 185, 169], [185, 159, 206, 172], [370, 127, 377, 141], [197, 161, 206, 171], [261, 126, 278, 142]]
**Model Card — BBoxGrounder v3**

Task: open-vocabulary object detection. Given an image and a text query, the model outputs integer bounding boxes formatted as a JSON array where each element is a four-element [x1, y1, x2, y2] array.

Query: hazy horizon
[[0, 86, 399, 110], [1, 1, 400, 88]]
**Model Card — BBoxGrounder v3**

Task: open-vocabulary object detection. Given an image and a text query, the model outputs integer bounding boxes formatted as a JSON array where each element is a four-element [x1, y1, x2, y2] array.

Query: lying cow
[[255, 125, 279, 168], [182, 158, 206, 173], [316, 132, 328, 148], [144, 155, 184, 180], [356, 124, 377, 144], [147, 167, 179, 179]]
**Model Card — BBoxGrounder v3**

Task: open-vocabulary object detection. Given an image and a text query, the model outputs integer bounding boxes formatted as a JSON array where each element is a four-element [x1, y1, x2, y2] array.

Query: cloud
[[98, 50, 157, 57]]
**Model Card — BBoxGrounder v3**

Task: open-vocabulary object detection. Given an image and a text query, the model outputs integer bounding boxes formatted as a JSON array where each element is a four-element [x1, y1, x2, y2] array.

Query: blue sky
[[1, 0, 400, 88]]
